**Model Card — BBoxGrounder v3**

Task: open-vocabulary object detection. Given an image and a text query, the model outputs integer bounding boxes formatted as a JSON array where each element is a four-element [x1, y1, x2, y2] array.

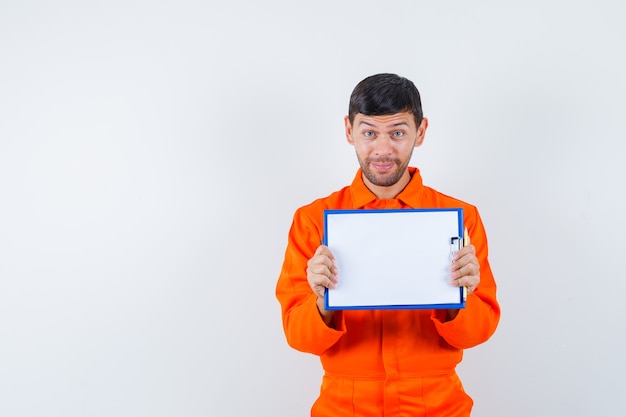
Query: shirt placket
[[382, 311, 400, 416]]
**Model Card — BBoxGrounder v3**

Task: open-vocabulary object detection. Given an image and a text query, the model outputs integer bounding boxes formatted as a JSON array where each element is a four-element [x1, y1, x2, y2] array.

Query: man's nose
[[374, 135, 393, 155]]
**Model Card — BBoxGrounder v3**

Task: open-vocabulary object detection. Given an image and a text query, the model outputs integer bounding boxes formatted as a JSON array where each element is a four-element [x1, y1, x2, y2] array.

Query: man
[[276, 73, 500, 416]]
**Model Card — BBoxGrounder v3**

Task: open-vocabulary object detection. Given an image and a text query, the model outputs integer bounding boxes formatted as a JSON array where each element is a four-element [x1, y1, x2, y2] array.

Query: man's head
[[348, 73, 423, 129], [345, 73, 428, 199]]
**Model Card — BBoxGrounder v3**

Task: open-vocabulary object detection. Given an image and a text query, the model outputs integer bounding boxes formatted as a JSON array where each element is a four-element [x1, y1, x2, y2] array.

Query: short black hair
[[348, 73, 423, 128]]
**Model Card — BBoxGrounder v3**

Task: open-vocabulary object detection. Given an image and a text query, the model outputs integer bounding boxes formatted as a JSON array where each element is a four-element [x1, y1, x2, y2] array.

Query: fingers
[[450, 244, 480, 294], [307, 245, 339, 298]]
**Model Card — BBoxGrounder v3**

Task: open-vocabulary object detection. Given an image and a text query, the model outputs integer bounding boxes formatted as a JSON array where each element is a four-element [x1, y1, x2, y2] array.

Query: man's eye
[[364, 131, 375, 137], [392, 131, 404, 138]]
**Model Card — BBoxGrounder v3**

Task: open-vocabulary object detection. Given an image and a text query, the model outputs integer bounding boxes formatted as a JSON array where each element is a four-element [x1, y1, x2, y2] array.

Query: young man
[[276, 73, 500, 416]]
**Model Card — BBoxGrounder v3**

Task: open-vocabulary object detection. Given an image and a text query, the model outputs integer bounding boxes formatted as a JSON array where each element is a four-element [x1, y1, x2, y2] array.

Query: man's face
[[345, 112, 427, 189]]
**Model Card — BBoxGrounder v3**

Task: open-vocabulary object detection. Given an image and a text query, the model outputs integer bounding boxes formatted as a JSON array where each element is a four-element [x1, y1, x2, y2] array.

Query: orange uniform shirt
[[276, 167, 500, 416]]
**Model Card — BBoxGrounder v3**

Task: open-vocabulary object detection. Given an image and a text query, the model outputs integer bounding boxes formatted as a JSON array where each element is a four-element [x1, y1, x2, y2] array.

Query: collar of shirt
[[349, 166, 424, 209]]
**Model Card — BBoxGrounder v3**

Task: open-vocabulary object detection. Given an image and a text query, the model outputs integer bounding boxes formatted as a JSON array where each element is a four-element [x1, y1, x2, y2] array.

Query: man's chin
[[366, 173, 401, 187]]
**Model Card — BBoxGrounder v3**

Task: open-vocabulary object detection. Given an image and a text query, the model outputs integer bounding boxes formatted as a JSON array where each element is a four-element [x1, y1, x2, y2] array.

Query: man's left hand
[[450, 243, 480, 294]]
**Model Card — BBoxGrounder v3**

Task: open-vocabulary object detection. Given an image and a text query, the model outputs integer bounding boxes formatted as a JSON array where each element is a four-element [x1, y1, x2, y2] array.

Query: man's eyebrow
[[358, 120, 410, 128]]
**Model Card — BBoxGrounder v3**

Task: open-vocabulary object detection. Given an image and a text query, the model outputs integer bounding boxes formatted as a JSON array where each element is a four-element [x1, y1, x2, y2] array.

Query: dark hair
[[348, 73, 423, 127]]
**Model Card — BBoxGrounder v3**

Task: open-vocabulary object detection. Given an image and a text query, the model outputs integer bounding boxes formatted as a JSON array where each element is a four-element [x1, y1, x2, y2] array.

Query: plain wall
[[1, 1, 625, 416]]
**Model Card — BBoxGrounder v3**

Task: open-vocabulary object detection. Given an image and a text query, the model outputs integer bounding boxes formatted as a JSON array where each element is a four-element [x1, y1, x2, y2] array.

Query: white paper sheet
[[324, 209, 464, 309]]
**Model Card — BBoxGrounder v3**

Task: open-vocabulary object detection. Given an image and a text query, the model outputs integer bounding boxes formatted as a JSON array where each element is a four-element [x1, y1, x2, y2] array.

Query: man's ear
[[414, 117, 429, 147], [344, 116, 355, 145]]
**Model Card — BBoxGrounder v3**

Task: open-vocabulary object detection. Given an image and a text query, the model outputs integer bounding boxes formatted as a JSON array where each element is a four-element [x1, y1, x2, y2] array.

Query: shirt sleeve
[[275, 208, 346, 356], [431, 207, 501, 349]]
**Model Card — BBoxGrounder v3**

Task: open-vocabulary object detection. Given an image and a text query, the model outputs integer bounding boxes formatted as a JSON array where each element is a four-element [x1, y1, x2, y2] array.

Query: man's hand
[[446, 234, 481, 321], [450, 242, 480, 295], [306, 245, 339, 298], [306, 245, 339, 325]]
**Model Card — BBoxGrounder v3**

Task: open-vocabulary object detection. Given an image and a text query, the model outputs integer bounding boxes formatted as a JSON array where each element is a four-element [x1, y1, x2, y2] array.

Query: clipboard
[[323, 208, 465, 310]]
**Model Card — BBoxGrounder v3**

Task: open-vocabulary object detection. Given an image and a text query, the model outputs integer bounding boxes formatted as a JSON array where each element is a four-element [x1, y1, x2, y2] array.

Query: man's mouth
[[371, 161, 394, 171]]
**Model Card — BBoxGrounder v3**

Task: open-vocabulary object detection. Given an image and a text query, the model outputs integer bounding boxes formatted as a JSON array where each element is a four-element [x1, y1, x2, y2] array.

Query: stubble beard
[[359, 157, 409, 187]]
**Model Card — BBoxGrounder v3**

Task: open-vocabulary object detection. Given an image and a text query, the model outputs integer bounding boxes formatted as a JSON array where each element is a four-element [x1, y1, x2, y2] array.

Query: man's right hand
[[306, 245, 339, 298], [306, 245, 339, 324]]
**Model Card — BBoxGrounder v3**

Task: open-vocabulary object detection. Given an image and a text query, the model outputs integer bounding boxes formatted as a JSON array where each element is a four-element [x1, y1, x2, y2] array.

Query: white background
[[1, 1, 625, 416]]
